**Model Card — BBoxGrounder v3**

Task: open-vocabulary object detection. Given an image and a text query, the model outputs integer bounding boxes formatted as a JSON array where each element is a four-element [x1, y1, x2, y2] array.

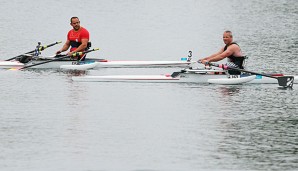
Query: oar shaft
[[210, 63, 275, 79], [37, 41, 62, 51]]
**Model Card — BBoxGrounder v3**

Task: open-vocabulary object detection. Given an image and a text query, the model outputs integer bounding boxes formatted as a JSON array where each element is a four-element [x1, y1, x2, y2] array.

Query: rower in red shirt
[[56, 16, 90, 60]]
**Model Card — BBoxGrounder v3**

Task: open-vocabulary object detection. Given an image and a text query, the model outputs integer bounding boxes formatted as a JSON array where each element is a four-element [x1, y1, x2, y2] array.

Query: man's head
[[70, 17, 81, 31], [223, 30, 233, 45]]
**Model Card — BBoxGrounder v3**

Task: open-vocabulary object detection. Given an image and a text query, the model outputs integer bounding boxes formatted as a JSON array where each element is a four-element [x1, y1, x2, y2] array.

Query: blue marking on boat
[[256, 75, 262, 79], [78, 61, 95, 65], [240, 74, 250, 78]]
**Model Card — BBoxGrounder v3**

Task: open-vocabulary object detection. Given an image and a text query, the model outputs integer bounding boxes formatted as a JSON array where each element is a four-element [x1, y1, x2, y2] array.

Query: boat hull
[[72, 74, 181, 82], [95, 60, 193, 68]]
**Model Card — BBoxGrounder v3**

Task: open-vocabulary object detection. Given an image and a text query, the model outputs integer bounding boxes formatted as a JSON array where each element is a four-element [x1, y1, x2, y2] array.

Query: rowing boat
[[71, 73, 298, 84], [3, 41, 191, 69], [71, 69, 297, 85]]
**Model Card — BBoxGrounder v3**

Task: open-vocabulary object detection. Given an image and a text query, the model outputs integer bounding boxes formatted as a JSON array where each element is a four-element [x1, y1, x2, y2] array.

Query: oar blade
[[171, 72, 181, 78], [277, 76, 294, 88]]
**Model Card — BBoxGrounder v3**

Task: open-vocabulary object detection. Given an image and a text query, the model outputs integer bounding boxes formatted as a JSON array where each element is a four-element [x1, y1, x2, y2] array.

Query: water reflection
[[63, 70, 88, 76], [217, 114, 297, 170], [216, 86, 241, 97], [23, 68, 89, 76], [212, 87, 298, 170]]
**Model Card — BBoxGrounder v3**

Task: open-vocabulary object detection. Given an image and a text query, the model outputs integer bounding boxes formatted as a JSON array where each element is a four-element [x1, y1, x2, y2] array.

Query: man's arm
[[200, 45, 236, 64], [56, 40, 70, 54], [199, 48, 224, 62], [208, 48, 233, 62]]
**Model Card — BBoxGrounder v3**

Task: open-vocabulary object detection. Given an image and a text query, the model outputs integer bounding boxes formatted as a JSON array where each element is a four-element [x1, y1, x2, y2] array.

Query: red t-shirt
[[67, 27, 89, 52]]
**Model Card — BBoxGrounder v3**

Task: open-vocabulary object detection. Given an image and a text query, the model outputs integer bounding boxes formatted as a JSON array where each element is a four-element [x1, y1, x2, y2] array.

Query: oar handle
[[71, 48, 99, 57], [19, 48, 100, 70]]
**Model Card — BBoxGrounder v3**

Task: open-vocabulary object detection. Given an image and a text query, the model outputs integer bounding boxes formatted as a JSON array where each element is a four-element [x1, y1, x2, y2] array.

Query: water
[[0, 0, 298, 171]]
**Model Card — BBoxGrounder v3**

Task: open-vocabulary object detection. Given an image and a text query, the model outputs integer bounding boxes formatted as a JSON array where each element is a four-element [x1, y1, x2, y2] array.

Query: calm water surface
[[0, 0, 297, 171]]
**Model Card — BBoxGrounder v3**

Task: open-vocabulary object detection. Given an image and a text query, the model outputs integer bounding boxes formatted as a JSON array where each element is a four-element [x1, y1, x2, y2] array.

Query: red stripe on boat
[[271, 74, 284, 76], [99, 59, 108, 62]]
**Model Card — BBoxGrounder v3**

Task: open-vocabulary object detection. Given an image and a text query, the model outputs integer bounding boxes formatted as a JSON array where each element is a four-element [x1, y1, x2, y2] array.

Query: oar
[[207, 62, 294, 88], [15, 48, 99, 70], [5, 41, 62, 61]]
